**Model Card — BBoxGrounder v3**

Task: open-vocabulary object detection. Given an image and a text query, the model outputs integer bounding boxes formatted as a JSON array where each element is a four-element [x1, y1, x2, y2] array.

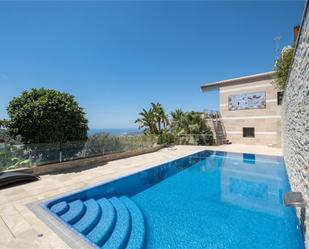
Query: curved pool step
[[49, 196, 147, 249], [73, 199, 101, 235], [87, 198, 116, 246], [101, 197, 131, 249], [60, 200, 86, 224], [50, 201, 69, 216], [120, 196, 146, 249]]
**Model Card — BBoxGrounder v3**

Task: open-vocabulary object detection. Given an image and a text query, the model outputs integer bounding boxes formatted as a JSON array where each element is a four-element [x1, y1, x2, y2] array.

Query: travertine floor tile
[[0, 145, 281, 248]]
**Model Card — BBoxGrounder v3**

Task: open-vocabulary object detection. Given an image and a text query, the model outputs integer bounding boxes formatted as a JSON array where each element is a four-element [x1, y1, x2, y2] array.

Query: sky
[[0, 1, 305, 128]]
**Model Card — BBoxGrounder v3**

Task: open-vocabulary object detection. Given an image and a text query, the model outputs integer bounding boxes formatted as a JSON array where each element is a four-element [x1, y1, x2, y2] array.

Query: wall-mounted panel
[[228, 92, 266, 111]]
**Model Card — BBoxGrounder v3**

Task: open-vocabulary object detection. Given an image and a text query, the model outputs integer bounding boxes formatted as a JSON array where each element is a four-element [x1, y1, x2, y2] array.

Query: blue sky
[[0, 1, 305, 128]]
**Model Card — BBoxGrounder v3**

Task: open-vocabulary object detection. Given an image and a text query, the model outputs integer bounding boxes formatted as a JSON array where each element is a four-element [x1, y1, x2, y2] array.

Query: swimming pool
[[41, 150, 304, 249]]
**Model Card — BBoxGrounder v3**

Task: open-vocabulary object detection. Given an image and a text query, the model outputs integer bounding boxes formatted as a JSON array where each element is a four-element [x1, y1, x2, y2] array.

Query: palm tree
[[135, 108, 157, 135], [171, 109, 184, 133], [151, 102, 169, 133], [185, 112, 203, 134], [170, 111, 213, 145], [135, 103, 170, 145], [171, 109, 184, 121], [136, 104, 213, 145]]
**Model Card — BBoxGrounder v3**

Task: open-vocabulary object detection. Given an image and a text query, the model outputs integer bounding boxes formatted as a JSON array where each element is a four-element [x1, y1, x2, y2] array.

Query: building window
[[277, 92, 283, 105], [243, 128, 255, 138]]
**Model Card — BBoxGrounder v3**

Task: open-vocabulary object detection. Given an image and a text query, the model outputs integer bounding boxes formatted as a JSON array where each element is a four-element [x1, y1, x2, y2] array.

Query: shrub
[[273, 46, 295, 91]]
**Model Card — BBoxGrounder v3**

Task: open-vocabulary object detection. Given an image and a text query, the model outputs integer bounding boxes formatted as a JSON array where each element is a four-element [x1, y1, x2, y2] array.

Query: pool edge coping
[[27, 201, 97, 249], [27, 148, 207, 249], [27, 148, 284, 249]]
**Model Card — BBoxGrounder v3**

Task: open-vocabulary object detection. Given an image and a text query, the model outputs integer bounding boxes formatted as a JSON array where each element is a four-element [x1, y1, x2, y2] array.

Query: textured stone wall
[[282, 2, 309, 248]]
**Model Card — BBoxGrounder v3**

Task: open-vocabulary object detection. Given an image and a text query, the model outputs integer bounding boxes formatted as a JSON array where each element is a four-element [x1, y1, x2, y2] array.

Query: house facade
[[201, 71, 282, 147]]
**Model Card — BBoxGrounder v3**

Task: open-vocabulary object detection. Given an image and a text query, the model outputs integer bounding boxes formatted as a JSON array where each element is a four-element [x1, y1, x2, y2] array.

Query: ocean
[[88, 128, 142, 137]]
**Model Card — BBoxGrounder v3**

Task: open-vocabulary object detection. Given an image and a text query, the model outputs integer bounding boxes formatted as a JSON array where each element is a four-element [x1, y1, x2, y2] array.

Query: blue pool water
[[44, 151, 304, 249]]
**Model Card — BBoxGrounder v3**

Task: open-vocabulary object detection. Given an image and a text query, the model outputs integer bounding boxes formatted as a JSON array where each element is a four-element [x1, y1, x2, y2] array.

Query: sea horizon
[[88, 128, 142, 136]]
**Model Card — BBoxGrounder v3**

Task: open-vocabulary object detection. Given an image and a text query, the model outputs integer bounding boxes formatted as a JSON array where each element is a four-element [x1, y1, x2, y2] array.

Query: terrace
[[0, 144, 282, 249]]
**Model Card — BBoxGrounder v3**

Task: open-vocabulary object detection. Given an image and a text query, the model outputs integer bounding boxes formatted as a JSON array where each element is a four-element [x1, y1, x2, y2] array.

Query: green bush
[[273, 46, 295, 91]]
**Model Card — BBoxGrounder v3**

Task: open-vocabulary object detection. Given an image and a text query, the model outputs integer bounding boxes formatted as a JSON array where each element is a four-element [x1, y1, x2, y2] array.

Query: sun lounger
[[0, 172, 40, 188]]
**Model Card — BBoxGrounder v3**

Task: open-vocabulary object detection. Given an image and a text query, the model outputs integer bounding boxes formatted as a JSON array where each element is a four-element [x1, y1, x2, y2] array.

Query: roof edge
[[200, 71, 276, 92]]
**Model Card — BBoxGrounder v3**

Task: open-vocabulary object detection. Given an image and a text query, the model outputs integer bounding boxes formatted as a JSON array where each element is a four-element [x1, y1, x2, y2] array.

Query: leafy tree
[[0, 129, 22, 144], [3, 88, 88, 144], [0, 120, 5, 128], [273, 46, 295, 91]]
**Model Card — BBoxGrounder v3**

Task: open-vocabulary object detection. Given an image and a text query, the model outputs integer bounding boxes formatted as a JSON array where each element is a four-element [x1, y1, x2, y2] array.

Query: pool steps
[[74, 199, 101, 234], [121, 196, 146, 249], [102, 197, 131, 249], [87, 198, 116, 245], [61, 200, 86, 224], [50, 196, 146, 249], [50, 201, 69, 215]]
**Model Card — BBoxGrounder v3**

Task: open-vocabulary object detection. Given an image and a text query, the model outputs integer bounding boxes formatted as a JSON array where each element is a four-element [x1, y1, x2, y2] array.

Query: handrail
[[284, 192, 306, 208], [203, 109, 227, 145]]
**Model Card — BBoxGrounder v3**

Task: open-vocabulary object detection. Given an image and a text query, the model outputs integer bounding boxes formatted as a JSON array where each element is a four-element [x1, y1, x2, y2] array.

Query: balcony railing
[[0, 135, 155, 171]]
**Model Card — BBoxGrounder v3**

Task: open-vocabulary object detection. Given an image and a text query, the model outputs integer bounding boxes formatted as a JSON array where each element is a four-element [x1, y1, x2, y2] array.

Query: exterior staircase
[[50, 196, 146, 249], [203, 110, 227, 145]]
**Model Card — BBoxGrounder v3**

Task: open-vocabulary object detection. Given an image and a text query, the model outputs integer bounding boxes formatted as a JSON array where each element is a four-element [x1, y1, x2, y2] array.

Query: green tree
[[273, 46, 295, 91], [135, 102, 170, 143], [171, 109, 185, 134], [151, 102, 169, 133], [3, 88, 88, 144], [135, 108, 157, 135], [170, 111, 213, 145], [135, 102, 168, 136], [136, 104, 213, 145], [0, 129, 22, 144]]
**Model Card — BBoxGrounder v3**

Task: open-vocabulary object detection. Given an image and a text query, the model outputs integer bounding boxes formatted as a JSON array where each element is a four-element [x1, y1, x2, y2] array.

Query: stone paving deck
[[0, 145, 282, 249]]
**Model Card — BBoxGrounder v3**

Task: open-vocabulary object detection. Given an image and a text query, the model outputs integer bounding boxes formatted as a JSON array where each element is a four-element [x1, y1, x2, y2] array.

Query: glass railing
[[0, 135, 156, 171], [0, 133, 214, 171]]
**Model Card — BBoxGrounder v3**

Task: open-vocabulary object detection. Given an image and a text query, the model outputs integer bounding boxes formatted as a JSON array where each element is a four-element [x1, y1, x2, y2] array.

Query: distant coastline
[[88, 128, 142, 136]]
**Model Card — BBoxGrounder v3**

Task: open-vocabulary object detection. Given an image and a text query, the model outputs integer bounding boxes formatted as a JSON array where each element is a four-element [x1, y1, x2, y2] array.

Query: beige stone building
[[201, 71, 282, 147]]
